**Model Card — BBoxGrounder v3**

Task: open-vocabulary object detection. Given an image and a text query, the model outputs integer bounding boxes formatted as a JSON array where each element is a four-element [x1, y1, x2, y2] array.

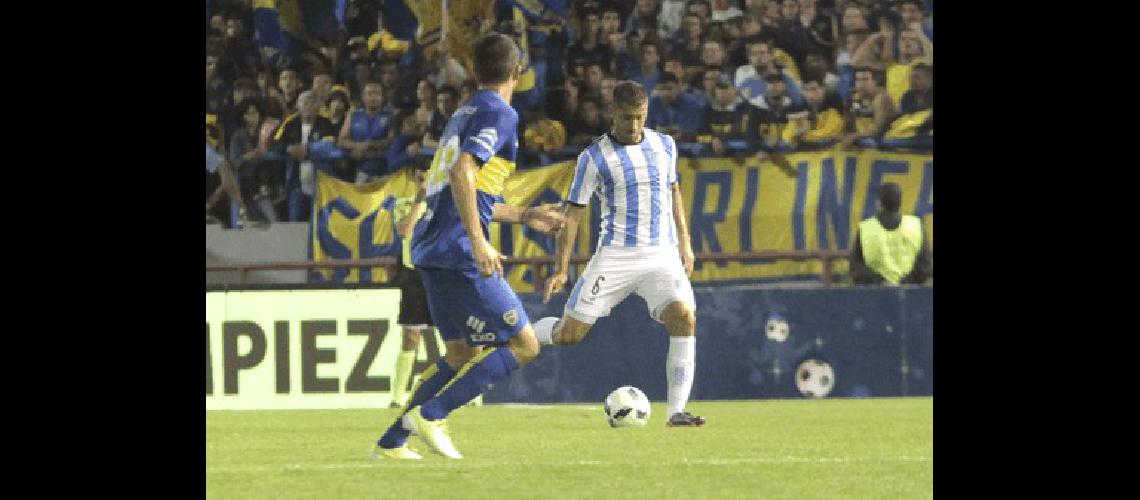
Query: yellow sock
[[392, 350, 417, 406]]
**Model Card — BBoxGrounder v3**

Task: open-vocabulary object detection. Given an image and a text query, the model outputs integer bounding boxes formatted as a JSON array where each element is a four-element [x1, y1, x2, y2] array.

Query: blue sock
[[420, 348, 519, 421], [404, 358, 458, 410], [378, 357, 457, 449]]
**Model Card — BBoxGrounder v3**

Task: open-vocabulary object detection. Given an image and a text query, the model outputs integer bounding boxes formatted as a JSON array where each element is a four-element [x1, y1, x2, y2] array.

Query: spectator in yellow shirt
[[885, 27, 933, 107], [792, 74, 845, 150], [840, 67, 896, 149]]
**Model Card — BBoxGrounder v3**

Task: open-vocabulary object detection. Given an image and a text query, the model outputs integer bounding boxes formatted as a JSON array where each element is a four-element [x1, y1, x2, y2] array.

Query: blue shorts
[[418, 267, 530, 346]]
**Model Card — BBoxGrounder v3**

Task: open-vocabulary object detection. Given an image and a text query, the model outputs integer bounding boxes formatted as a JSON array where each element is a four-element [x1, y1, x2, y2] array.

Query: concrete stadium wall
[[485, 286, 933, 403], [206, 223, 310, 285]]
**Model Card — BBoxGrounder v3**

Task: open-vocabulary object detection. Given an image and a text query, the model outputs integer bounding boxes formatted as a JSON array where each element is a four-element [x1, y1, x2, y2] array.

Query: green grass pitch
[[207, 398, 933, 499]]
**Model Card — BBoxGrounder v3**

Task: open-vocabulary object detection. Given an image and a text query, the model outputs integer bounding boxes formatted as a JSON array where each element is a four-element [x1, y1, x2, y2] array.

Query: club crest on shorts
[[502, 309, 519, 326]]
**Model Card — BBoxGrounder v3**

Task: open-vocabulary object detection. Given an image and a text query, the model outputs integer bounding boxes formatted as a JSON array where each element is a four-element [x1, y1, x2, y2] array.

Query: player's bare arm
[[451, 151, 502, 277], [543, 203, 586, 304], [673, 182, 694, 277], [491, 203, 566, 234], [398, 170, 428, 238]]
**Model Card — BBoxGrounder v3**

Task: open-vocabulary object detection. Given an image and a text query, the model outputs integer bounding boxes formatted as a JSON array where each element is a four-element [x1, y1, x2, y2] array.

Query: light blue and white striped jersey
[[566, 129, 679, 248]]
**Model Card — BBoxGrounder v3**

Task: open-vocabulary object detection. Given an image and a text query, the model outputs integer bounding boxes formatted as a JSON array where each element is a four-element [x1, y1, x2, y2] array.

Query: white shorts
[[564, 245, 696, 324]]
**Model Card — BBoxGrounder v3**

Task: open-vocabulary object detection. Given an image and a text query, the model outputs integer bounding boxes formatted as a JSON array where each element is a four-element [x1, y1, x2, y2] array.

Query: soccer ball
[[795, 359, 835, 398], [765, 318, 789, 342], [604, 386, 651, 428]]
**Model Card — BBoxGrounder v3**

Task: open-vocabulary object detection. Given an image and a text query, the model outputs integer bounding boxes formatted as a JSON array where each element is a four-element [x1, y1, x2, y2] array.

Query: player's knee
[[444, 343, 480, 369], [509, 329, 541, 365], [553, 320, 590, 345], [664, 303, 696, 337]]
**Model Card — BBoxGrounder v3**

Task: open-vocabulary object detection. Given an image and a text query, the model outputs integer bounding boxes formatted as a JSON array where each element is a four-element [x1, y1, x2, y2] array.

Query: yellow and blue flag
[[252, 0, 346, 70]]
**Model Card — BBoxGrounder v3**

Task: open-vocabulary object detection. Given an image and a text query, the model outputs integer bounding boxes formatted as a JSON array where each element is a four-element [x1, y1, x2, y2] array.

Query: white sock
[[666, 336, 696, 416], [533, 317, 559, 346]]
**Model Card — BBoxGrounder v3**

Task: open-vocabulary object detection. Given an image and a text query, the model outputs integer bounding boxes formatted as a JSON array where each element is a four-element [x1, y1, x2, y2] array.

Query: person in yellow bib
[[849, 183, 932, 286], [389, 167, 435, 409]]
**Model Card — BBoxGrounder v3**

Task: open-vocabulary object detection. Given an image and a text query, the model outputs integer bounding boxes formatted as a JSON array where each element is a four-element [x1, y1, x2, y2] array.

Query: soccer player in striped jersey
[[536, 80, 705, 427], [370, 33, 565, 460]]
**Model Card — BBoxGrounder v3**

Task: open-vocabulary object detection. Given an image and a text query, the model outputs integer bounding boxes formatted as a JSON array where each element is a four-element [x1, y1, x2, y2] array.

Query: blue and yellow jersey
[[412, 90, 519, 271], [349, 108, 394, 142]]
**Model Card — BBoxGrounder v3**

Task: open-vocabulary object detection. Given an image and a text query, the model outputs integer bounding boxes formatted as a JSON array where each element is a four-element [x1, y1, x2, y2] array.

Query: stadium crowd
[[206, 0, 933, 226]]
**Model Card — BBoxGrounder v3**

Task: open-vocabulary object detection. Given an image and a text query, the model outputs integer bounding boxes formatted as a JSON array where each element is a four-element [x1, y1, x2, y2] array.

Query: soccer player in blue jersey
[[371, 33, 565, 460], [534, 80, 706, 427]]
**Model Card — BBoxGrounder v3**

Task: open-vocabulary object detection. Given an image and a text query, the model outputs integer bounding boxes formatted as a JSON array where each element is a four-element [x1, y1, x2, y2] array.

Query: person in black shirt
[[626, 0, 662, 41], [800, 0, 839, 55], [583, 62, 607, 98], [227, 99, 268, 218], [270, 91, 339, 221], [566, 95, 610, 148], [793, 74, 846, 150], [702, 76, 755, 157], [687, 0, 712, 24], [752, 72, 808, 154], [700, 39, 729, 76], [567, 10, 614, 80], [206, 53, 228, 118], [774, 0, 812, 63], [881, 63, 932, 149], [669, 14, 705, 73], [277, 67, 302, 115], [223, 13, 259, 80], [423, 84, 459, 149], [327, 87, 351, 132], [897, 63, 932, 115], [600, 6, 625, 42], [723, 16, 749, 68], [220, 78, 259, 142]]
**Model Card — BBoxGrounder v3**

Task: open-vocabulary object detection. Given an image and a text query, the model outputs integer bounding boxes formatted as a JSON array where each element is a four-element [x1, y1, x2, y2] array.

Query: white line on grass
[[207, 456, 929, 474], [681, 456, 931, 465], [495, 404, 600, 411]]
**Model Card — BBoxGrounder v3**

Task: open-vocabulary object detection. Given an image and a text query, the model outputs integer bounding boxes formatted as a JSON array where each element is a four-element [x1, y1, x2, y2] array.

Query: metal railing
[[206, 250, 850, 286]]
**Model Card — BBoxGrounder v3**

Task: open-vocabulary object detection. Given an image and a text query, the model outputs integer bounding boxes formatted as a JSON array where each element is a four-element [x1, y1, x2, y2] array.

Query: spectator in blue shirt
[[609, 31, 641, 79], [387, 111, 427, 173], [632, 41, 663, 95], [735, 39, 804, 107], [647, 71, 706, 144], [337, 82, 395, 184]]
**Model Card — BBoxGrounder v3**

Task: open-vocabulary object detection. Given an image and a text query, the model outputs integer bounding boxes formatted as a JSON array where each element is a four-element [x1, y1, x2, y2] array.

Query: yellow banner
[[312, 149, 933, 289], [487, 148, 932, 290], [311, 170, 418, 283], [404, 0, 495, 67]]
